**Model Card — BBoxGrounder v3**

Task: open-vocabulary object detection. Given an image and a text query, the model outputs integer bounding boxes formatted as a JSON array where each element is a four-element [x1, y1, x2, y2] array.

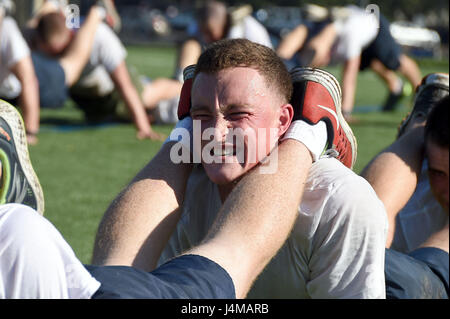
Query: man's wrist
[[281, 120, 327, 162]]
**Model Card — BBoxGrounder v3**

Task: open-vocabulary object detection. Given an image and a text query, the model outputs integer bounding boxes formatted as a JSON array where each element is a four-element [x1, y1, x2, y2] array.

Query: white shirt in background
[[0, 17, 30, 99], [330, 5, 379, 64], [391, 160, 449, 253]]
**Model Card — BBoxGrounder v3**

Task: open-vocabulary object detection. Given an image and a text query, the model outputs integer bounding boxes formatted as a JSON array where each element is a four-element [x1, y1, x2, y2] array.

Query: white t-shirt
[[159, 157, 388, 299], [0, 17, 31, 99], [391, 160, 449, 253], [227, 15, 273, 49], [330, 5, 379, 64], [72, 22, 127, 96], [188, 15, 273, 49], [0, 204, 101, 299]]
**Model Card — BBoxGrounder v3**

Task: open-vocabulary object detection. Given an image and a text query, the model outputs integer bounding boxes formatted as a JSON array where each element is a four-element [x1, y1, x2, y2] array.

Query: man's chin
[[203, 163, 249, 186]]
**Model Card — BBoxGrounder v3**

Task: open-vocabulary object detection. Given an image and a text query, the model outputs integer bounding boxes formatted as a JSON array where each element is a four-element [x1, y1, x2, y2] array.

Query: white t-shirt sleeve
[[0, 17, 30, 68], [228, 16, 273, 49], [0, 17, 30, 98], [90, 23, 127, 73], [0, 204, 100, 299], [331, 7, 378, 62], [306, 173, 388, 299]]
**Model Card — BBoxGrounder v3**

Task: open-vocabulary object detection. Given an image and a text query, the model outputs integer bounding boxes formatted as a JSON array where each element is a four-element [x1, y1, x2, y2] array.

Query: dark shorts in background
[[86, 254, 236, 299], [385, 247, 449, 299], [360, 14, 403, 71], [31, 52, 68, 109]]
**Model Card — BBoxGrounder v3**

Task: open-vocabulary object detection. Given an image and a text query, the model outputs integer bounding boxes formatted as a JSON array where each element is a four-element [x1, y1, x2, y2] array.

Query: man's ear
[[277, 103, 294, 137]]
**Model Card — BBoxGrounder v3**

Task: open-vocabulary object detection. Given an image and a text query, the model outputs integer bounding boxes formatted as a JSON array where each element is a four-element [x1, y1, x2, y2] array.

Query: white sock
[[281, 120, 327, 162]]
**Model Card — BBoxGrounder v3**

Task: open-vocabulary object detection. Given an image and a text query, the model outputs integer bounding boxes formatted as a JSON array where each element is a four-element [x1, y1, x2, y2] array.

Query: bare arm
[[188, 139, 313, 298], [110, 61, 164, 141], [341, 55, 361, 115], [177, 39, 202, 74], [361, 126, 425, 247], [276, 25, 308, 60], [92, 142, 193, 270], [10, 56, 40, 145], [308, 23, 337, 67]]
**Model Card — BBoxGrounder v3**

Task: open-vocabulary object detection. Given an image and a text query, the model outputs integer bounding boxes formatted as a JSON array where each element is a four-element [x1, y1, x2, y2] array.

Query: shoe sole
[[0, 100, 44, 215], [397, 74, 449, 138], [290, 67, 358, 169]]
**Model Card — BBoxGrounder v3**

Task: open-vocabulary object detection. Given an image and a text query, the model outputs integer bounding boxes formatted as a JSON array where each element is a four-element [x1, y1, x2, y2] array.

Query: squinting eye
[[429, 170, 446, 178], [192, 113, 212, 120], [227, 112, 248, 120]]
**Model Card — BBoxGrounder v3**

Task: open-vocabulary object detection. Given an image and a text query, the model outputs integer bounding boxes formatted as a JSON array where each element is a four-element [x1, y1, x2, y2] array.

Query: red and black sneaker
[[177, 64, 196, 120], [290, 67, 357, 169]]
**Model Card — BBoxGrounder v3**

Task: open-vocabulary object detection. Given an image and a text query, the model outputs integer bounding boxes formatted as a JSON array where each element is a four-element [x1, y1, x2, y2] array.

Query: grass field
[[30, 45, 449, 264]]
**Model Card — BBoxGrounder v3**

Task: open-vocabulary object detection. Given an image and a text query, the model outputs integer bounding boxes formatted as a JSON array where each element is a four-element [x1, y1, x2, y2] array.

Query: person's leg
[[398, 54, 422, 91], [58, 6, 104, 87], [141, 78, 183, 110], [385, 248, 448, 299], [370, 58, 403, 94], [0, 203, 101, 298]]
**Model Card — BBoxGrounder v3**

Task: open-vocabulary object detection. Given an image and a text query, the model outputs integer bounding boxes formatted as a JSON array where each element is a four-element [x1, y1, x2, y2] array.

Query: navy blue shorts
[[360, 14, 403, 71], [86, 254, 236, 299], [31, 52, 68, 109], [385, 248, 449, 299]]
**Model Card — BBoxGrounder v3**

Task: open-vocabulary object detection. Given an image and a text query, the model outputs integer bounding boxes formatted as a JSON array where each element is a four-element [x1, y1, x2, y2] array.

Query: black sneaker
[[397, 73, 449, 138], [0, 100, 44, 214], [382, 80, 404, 112]]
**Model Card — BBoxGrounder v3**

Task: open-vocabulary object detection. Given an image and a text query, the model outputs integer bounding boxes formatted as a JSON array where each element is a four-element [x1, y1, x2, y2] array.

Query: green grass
[[29, 45, 449, 264]]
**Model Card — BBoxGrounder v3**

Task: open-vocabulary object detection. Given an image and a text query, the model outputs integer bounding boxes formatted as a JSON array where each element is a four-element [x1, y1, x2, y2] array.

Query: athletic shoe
[[397, 73, 449, 138], [97, 0, 121, 32], [290, 67, 357, 169], [0, 100, 44, 215], [177, 64, 196, 120], [382, 80, 404, 112]]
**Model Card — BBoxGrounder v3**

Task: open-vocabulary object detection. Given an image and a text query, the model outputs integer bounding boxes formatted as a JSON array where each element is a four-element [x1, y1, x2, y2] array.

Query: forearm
[[11, 57, 40, 136], [361, 126, 425, 247], [111, 62, 153, 135], [341, 56, 360, 114], [177, 39, 202, 72], [189, 139, 313, 298], [276, 25, 307, 60], [92, 142, 193, 270]]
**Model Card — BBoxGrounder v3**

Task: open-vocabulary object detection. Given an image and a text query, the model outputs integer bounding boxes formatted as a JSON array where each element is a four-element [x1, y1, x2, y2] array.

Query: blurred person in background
[[0, 0, 40, 145], [277, 4, 422, 122], [26, 0, 164, 141], [145, 0, 274, 125]]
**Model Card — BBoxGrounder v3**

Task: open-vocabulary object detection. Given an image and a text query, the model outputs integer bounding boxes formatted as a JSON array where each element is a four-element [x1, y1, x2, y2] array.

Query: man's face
[[426, 138, 449, 212], [190, 67, 292, 185], [201, 18, 226, 43]]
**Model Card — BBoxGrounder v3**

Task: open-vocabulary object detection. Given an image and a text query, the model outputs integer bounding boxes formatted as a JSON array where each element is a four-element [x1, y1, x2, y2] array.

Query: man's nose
[[212, 116, 231, 141]]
